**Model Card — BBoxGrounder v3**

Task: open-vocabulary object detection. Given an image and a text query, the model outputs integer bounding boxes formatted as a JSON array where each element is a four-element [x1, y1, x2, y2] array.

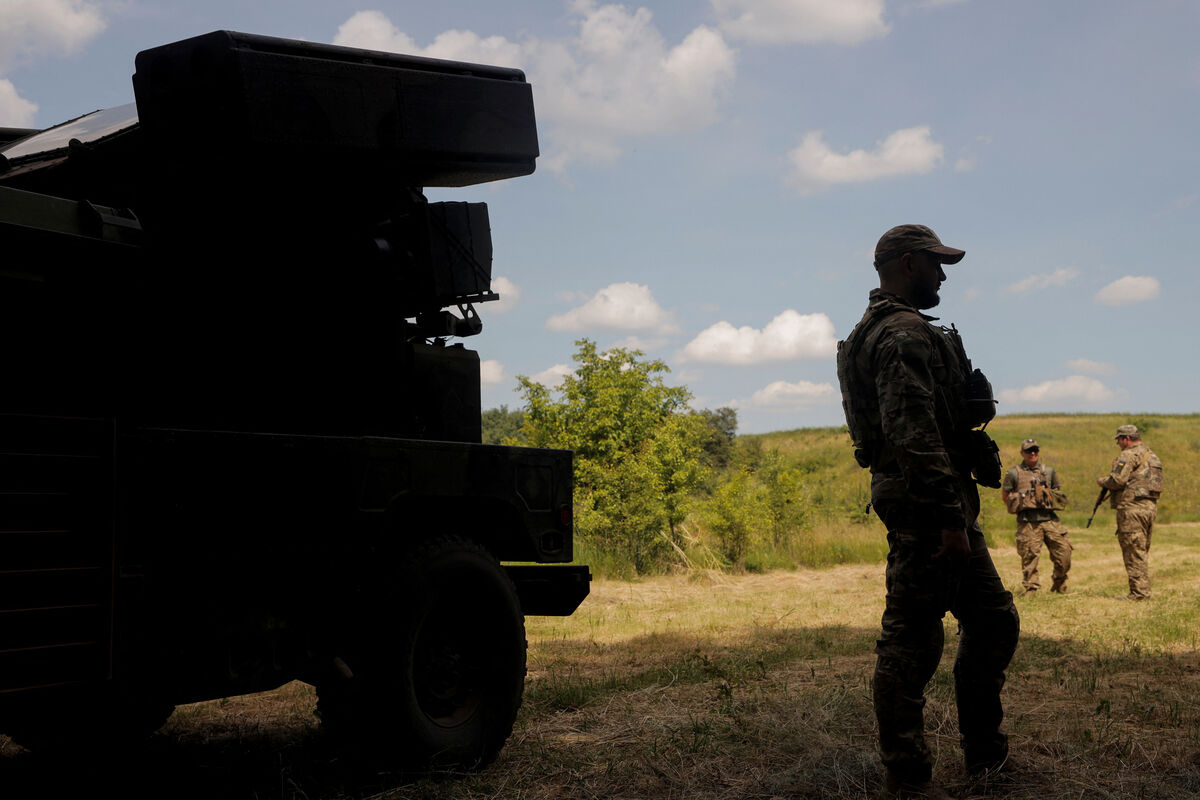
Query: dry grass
[[4, 523, 1200, 799]]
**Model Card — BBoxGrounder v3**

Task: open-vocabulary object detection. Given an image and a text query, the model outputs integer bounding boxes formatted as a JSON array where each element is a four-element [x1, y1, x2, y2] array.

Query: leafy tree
[[694, 407, 738, 469], [757, 448, 807, 546], [517, 339, 706, 574], [704, 470, 767, 565], [481, 405, 525, 445]]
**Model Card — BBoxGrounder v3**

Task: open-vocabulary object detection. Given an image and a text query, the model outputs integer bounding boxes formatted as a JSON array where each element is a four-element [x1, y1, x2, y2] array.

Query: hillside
[[740, 413, 1199, 540]]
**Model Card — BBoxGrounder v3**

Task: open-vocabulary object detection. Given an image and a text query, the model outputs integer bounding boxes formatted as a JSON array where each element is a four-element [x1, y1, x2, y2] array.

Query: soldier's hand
[[934, 528, 970, 569], [1096, 477, 1105, 487]]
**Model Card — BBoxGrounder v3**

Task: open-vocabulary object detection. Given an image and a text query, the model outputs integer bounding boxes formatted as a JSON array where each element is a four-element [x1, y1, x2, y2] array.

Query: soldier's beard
[[913, 286, 941, 310]]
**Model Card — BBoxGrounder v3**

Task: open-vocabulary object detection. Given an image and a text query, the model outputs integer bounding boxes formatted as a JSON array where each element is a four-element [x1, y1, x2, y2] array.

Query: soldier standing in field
[[1001, 439, 1071, 595], [1098, 424, 1163, 600], [837, 224, 1020, 799]]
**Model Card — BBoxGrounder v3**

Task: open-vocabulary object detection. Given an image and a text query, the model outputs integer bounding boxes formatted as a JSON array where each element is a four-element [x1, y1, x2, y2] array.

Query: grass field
[[5, 520, 1198, 799]]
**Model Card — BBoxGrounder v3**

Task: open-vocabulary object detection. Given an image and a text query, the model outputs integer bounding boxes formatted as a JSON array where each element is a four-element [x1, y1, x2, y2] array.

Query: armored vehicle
[[0, 31, 589, 769]]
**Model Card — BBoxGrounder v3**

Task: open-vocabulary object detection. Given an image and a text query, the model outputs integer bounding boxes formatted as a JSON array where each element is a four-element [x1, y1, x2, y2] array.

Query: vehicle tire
[[317, 535, 526, 770]]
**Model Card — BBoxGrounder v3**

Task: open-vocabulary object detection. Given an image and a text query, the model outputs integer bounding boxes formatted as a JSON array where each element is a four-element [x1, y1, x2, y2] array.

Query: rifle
[[1085, 488, 1109, 528]]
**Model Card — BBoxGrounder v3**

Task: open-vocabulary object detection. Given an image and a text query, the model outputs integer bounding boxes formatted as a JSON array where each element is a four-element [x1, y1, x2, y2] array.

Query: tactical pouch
[[968, 429, 1002, 488], [1036, 485, 1068, 510], [1143, 452, 1164, 497]]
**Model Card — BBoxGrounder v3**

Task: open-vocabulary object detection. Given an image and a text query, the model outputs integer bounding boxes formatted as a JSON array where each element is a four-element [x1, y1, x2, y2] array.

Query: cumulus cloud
[[1094, 275, 1160, 306], [335, 11, 524, 66], [530, 363, 573, 388], [0, 78, 37, 127], [334, 2, 736, 171], [1006, 268, 1080, 295], [787, 126, 944, 194], [489, 276, 520, 314], [480, 359, 505, 386], [745, 380, 837, 409], [998, 375, 1115, 406], [680, 310, 836, 364], [0, 0, 106, 72], [712, 0, 888, 45], [545, 282, 678, 334], [1066, 358, 1117, 376]]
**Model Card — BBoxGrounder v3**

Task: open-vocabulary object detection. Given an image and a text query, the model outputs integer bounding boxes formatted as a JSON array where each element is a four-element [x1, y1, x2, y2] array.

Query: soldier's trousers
[[1116, 501, 1156, 599], [1015, 518, 1071, 591], [872, 506, 1020, 781]]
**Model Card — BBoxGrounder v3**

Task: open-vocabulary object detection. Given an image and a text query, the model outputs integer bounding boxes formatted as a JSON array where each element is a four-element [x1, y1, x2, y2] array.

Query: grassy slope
[[744, 413, 1200, 541]]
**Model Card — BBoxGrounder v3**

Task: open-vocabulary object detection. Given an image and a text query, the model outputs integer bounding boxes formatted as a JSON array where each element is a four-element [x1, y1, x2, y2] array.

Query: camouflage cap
[[1114, 424, 1140, 439], [1021, 438, 1039, 452], [874, 224, 965, 267]]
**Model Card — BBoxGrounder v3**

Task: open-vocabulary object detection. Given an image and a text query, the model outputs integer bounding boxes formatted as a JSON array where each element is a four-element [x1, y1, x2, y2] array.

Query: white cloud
[[334, 3, 736, 172], [680, 310, 836, 364], [490, 276, 520, 314], [964, 288, 982, 302], [712, 0, 889, 45], [0, 78, 37, 126], [480, 359, 505, 385], [1094, 275, 1160, 306], [998, 375, 1115, 406], [787, 126, 944, 194], [545, 282, 678, 333], [954, 156, 977, 172], [530, 363, 573, 388], [1066, 358, 1117, 376], [745, 380, 837, 409], [335, 12, 524, 66], [1005, 268, 1080, 295], [0, 0, 107, 72]]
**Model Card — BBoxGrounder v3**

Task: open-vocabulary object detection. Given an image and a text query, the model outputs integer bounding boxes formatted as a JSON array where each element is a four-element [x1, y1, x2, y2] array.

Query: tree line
[[486, 339, 833, 578]]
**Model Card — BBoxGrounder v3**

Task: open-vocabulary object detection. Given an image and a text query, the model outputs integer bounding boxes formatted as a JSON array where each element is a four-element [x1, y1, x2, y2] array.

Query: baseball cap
[[1114, 424, 1140, 439], [874, 224, 965, 267], [1021, 438, 1039, 452]]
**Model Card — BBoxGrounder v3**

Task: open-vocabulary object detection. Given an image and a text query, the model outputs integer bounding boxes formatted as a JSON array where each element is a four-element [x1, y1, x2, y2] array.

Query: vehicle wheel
[[317, 535, 526, 770]]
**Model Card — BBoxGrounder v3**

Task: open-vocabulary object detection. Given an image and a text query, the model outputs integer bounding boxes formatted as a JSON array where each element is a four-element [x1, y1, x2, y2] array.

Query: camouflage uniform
[[838, 288, 1020, 783], [1100, 438, 1161, 599], [1002, 462, 1071, 592]]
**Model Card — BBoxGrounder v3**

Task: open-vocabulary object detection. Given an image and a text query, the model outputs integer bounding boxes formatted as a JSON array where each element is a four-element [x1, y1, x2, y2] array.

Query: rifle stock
[[1085, 487, 1109, 528]]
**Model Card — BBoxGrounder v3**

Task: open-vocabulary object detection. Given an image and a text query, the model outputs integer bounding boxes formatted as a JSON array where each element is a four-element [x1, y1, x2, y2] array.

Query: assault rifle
[[1085, 487, 1109, 528]]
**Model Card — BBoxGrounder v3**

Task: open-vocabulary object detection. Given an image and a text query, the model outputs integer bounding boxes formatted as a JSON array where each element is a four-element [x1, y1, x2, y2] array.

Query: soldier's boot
[[1050, 580, 1068, 594], [963, 738, 1009, 777]]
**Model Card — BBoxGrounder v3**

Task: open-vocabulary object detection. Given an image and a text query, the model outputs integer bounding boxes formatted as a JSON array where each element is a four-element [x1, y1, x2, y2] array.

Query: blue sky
[[3, 0, 1197, 434]]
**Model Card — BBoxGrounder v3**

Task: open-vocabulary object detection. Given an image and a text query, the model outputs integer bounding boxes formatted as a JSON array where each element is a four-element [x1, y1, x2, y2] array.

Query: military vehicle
[[0, 31, 589, 769]]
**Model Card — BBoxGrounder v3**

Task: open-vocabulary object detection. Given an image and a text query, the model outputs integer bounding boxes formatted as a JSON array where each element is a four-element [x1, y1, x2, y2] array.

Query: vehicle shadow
[[0, 718, 456, 800]]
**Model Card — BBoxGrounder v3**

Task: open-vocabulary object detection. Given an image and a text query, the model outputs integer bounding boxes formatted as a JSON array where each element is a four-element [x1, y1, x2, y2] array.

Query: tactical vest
[[837, 293, 997, 482], [1127, 447, 1164, 500], [1008, 464, 1064, 513]]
